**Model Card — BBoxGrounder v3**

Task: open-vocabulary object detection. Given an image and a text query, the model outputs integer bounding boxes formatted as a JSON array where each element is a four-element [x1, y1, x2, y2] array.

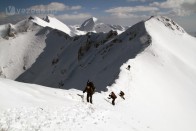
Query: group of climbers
[[83, 80, 125, 106], [82, 65, 130, 105]]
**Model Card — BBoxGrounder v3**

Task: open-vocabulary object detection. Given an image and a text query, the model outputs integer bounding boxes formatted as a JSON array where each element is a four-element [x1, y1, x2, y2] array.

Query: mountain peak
[[92, 17, 98, 22], [78, 17, 98, 31], [147, 16, 185, 34]]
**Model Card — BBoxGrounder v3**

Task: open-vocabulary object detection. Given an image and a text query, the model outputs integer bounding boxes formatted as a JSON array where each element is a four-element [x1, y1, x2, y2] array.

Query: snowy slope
[[0, 16, 196, 131], [0, 16, 74, 80], [0, 29, 43, 79], [0, 16, 74, 39], [15, 21, 150, 91], [0, 16, 126, 82], [127, 16, 196, 131], [0, 18, 40, 39], [0, 78, 142, 131]]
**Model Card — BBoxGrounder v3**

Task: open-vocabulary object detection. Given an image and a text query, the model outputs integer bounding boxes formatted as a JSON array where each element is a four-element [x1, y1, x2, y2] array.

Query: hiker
[[83, 80, 95, 104], [119, 91, 125, 100], [126, 65, 131, 70], [108, 92, 117, 105]]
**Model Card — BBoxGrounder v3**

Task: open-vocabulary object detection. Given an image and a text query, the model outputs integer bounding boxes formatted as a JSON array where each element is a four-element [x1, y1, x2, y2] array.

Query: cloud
[[181, 1, 196, 13], [105, 6, 158, 18], [106, 6, 158, 13], [54, 13, 92, 25], [70, 6, 82, 10], [150, 1, 180, 8], [107, 12, 148, 18], [107, 0, 196, 18], [29, 2, 82, 12], [99, 15, 147, 27], [126, 0, 153, 2], [0, 12, 7, 18], [0, 14, 28, 25], [150, 0, 196, 16], [56, 13, 91, 21]]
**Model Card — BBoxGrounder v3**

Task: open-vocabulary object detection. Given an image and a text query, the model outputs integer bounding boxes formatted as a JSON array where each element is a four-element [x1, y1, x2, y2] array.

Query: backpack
[[110, 92, 117, 99], [120, 91, 124, 96], [87, 81, 95, 93]]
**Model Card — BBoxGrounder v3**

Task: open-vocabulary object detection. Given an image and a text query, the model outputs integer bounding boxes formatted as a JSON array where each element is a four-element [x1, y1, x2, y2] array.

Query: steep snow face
[[153, 16, 185, 33], [0, 27, 47, 79], [16, 21, 150, 91], [31, 16, 72, 36], [145, 16, 196, 67], [0, 16, 78, 80]]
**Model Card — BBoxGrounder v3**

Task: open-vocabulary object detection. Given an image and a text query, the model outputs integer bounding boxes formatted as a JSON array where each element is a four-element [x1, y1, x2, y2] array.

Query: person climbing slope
[[126, 65, 131, 70], [83, 80, 95, 104], [108, 92, 117, 105], [119, 91, 125, 100]]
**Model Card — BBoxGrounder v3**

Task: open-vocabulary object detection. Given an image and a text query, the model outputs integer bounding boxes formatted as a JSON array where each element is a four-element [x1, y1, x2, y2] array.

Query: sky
[[0, 0, 196, 32]]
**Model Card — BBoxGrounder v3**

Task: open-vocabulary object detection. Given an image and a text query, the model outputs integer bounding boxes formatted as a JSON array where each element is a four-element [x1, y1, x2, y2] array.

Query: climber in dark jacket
[[119, 91, 125, 100], [108, 92, 117, 105], [83, 80, 95, 104], [126, 65, 131, 70]]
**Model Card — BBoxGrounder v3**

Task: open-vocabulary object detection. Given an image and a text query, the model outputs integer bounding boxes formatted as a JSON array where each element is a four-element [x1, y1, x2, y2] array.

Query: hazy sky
[[0, 0, 196, 32]]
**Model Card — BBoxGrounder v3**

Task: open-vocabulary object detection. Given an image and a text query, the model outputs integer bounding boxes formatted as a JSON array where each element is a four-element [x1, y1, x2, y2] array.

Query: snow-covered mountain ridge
[[0, 15, 196, 131], [0, 16, 195, 91], [13, 20, 150, 91], [0, 16, 126, 39]]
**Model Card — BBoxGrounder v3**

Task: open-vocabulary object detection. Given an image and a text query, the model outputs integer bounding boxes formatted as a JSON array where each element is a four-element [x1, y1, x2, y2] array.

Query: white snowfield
[[0, 16, 196, 131], [0, 77, 134, 131]]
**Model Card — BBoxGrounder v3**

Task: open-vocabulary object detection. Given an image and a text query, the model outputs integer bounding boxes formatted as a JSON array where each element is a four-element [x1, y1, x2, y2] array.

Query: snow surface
[[0, 77, 136, 131], [0, 26, 47, 79], [0, 16, 196, 131], [125, 16, 196, 131]]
